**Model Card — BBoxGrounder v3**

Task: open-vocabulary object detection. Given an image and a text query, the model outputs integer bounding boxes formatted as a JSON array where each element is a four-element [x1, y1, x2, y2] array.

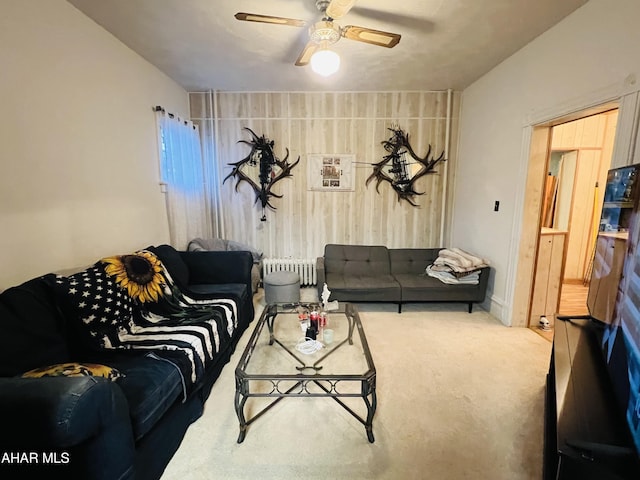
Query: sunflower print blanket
[[52, 250, 238, 396]]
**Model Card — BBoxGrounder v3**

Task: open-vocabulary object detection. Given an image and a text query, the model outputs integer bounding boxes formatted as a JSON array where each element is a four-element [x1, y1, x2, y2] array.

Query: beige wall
[[191, 91, 460, 259], [456, 0, 640, 325], [0, 0, 189, 290]]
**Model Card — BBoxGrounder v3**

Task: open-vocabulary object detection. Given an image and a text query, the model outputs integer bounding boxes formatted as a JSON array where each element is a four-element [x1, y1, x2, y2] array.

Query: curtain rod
[[154, 105, 195, 129]]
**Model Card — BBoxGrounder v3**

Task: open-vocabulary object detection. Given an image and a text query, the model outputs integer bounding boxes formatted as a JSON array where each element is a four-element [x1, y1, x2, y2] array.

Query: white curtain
[[156, 109, 212, 249], [197, 91, 225, 239]]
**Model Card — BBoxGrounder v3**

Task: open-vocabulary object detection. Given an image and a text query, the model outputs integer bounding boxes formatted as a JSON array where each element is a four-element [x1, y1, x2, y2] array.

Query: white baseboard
[[485, 294, 511, 327]]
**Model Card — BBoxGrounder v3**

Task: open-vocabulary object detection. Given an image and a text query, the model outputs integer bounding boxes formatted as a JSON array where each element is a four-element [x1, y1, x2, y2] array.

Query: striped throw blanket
[[52, 250, 237, 396]]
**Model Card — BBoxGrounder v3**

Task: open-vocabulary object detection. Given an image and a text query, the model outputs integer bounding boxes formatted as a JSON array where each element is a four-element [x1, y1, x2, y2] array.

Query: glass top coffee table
[[234, 302, 377, 443]]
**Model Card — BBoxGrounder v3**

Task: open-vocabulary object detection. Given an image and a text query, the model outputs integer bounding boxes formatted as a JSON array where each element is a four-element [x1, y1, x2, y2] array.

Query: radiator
[[262, 258, 317, 286]]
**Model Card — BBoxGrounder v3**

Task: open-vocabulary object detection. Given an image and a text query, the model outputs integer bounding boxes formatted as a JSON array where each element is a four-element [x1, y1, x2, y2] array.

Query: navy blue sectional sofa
[[0, 245, 255, 480]]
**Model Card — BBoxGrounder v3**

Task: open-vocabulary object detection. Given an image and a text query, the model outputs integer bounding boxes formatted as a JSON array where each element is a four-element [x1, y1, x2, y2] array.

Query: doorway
[[527, 108, 619, 338]]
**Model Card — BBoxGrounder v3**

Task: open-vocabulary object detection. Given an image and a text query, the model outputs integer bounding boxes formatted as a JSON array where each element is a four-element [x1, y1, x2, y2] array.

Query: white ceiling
[[66, 0, 589, 92]]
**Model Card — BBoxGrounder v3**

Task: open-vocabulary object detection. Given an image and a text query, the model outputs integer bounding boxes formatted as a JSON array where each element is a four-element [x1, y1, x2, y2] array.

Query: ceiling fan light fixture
[[235, 4, 401, 74], [310, 47, 340, 77]]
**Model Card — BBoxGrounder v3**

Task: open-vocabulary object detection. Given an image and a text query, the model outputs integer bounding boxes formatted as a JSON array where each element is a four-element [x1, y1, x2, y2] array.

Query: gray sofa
[[317, 244, 490, 313]]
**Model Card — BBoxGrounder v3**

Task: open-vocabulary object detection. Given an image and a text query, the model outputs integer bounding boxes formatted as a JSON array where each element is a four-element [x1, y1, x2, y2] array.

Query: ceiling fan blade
[[295, 42, 318, 66], [351, 7, 435, 32], [326, 0, 357, 20], [234, 12, 306, 28], [341, 25, 401, 48]]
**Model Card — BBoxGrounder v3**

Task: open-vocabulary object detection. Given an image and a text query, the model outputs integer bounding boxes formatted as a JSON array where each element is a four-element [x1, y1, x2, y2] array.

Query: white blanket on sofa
[[433, 248, 489, 271], [427, 248, 489, 285]]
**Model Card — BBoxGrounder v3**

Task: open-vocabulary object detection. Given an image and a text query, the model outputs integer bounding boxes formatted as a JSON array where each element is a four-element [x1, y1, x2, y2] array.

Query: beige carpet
[[161, 290, 552, 480]]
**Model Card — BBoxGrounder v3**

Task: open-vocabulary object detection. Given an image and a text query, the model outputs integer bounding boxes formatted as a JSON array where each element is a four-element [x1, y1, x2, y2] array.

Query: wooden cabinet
[[530, 228, 567, 326]]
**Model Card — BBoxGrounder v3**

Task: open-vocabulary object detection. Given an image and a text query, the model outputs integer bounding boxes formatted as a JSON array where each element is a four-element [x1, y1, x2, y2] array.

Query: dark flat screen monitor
[[592, 163, 640, 456]]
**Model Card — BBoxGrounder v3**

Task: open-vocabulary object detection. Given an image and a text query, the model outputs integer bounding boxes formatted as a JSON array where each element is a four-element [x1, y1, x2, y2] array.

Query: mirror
[[542, 150, 577, 230]]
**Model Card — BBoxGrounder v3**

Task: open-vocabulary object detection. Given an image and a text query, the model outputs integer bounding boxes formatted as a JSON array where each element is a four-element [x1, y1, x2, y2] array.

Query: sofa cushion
[[147, 244, 190, 288], [324, 273, 401, 302], [0, 275, 70, 377], [98, 352, 184, 441], [188, 283, 247, 299], [324, 244, 392, 276], [394, 272, 487, 302], [188, 237, 264, 264], [390, 248, 441, 275], [0, 376, 133, 450]]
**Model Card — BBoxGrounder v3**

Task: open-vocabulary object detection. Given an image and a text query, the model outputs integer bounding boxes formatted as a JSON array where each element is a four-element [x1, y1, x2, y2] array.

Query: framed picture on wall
[[307, 154, 355, 191]]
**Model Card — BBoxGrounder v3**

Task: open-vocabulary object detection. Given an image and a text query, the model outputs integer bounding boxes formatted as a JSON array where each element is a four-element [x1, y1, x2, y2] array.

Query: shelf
[[603, 201, 634, 209]]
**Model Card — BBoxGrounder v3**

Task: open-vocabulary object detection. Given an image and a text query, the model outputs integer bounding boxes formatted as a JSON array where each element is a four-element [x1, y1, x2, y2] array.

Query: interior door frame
[[511, 101, 621, 328]]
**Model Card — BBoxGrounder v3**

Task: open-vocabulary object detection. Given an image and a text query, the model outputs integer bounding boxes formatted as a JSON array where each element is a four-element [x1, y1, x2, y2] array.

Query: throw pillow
[[22, 362, 123, 381]]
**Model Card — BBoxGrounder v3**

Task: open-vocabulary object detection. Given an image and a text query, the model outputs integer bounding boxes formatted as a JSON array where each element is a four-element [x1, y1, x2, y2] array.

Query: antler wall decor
[[365, 126, 446, 206], [223, 128, 300, 221]]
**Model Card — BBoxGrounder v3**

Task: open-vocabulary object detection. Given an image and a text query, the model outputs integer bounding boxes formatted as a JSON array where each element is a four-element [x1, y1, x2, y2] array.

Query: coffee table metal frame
[[234, 302, 377, 443]]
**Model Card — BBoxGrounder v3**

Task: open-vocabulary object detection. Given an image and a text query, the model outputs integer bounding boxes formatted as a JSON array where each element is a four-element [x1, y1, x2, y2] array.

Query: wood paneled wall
[[189, 91, 459, 259], [550, 110, 618, 281]]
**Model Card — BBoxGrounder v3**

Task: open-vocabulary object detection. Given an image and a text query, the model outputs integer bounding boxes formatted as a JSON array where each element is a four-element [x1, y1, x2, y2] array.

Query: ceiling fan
[[235, 0, 401, 75]]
